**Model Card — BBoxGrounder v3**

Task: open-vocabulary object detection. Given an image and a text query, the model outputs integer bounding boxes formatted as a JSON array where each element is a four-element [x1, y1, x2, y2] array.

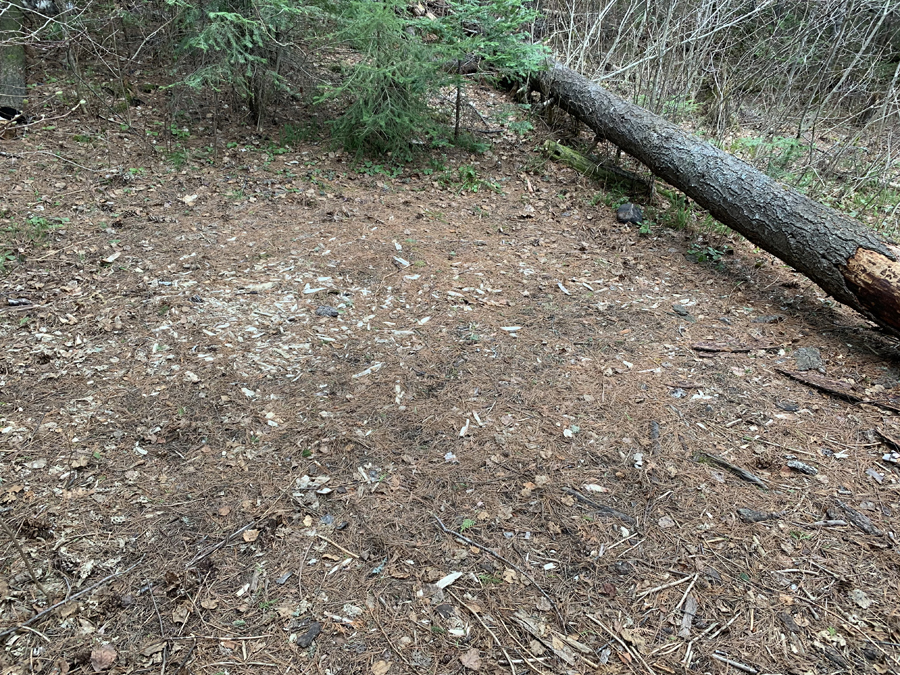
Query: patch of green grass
[[356, 160, 403, 178], [443, 164, 502, 194], [478, 573, 502, 585], [590, 187, 627, 208], [168, 147, 189, 168], [281, 120, 323, 146], [687, 242, 731, 268]]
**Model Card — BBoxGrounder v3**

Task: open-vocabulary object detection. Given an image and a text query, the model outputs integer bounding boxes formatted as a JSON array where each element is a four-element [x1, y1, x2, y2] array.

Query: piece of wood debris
[[711, 652, 758, 674], [678, 595, 698, 638], [737, 508, 784, 523], [562, 487, 637, 527], [691, 341, 775, 353], [834, 499, 884, 536], [695, 452, 767, 489], [776, 368, 900, 413]]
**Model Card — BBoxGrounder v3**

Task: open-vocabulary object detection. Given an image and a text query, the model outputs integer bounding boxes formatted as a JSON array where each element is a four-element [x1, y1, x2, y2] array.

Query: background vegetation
[[2, 0, 900, 232]]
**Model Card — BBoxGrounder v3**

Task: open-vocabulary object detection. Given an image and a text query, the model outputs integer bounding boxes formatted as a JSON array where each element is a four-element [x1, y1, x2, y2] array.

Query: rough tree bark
[[0, 0, 27, 112], [538, 60, 900, 337]]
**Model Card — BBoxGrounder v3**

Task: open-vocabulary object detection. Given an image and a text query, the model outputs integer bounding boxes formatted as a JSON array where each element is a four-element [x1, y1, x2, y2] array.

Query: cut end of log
[[840, 245, 900, 334]]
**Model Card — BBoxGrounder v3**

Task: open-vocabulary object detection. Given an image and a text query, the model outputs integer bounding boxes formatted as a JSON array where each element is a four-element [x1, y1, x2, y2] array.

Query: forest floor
[[1, 76, 900, 675]]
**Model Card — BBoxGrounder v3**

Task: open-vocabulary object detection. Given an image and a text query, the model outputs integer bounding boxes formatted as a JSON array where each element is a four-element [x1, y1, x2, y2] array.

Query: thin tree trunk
[[538, 59, 900, 336], [0, 0, 27, 112]]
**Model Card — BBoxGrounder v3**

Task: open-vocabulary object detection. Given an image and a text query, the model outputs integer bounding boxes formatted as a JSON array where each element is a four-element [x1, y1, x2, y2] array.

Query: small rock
[[779, 612, 800, 633], [752, 315, 784, 324], [737, 507, 778, 523], [672, 304, 691, 316], [296, 621, 322, 648], [616, 203, 643, 224], [787, 459, 818, 475], [315, 305, 339, 317], [776, 400, 799, 412], [613, 561, 634, 575], [183, 371, 200, 383], [865, 467, 884, 484], [794, 346, 823, 371]]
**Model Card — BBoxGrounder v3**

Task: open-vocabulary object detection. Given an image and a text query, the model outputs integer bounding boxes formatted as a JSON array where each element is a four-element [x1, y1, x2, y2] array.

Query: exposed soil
[[2, 76, 900, 675]]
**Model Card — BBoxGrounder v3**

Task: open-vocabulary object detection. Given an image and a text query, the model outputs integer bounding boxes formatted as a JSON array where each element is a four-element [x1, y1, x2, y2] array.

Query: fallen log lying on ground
[[537, 60, 900, 337]]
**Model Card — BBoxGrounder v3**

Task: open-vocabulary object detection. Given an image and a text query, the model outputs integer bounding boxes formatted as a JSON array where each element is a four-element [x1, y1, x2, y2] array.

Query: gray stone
[[315, 305, 340, 317], [616, 202, 643, 224], [794, 346, 823, 371]]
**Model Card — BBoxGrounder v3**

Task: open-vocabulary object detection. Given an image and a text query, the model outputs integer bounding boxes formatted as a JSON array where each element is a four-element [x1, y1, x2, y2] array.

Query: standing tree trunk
[[0, 0, 27, 113], [538, 59, 900, 337]]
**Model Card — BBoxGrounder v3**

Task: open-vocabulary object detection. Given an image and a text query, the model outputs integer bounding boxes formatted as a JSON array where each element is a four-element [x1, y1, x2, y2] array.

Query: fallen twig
[[776, 368, 900, 413], [432, 516, 564, 628], [691, 341, 775, 353], [562, 488, 637, 527], [449, 591, 518, 675], [695, 452, 767, 489], [635, 574, 694, 600], [0, 557, 144, 639], [711, 652, 758, 673], [316, 533, 360, 559], [170, 640, 196, 675], [586, 615, 657, 675], [834, 499, 884, 537], [0, 514, 49, 600], [186, 478, 296, 568]]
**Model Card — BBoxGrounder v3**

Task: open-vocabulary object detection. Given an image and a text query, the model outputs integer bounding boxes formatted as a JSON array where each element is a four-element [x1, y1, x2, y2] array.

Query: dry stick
[[187, 479, 296, 569], [710, 652, 758, 674], [494, 613, 552, 675], [315, 533, 359, 559], [432, 516, 564, 628], [0, 557, 144, 639], [167, 634, 271, 641], [148, 583, 166, 642], [674, 573, 699, 611], [372, 610, 419, 671], [169, 640, 196, 675], [586, 615, 657, 675], [448, 591, 517, 675], [0, 515, 49, 600], [563, 488, 637, 527], [634, 574, 693, 600], [23, 413, 46, 451]]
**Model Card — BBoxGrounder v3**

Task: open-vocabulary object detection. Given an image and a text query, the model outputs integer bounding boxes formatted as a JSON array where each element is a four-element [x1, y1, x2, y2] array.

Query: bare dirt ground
[[2, 78, 900, 675]]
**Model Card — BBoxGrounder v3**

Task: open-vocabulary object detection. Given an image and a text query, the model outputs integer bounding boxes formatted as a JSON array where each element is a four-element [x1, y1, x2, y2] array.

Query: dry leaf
[[91, 645, 117, 672], [459, 648, 482, 670], [218, 506, 231, 516], [849, 589, 872, 609], [172, 603, 191, 623], [243, 529, 259, 542], [200, 598, 218, 610], [502, 568, 518, 583], [371, 660, 392, 675], [140, 641, 166, 657], [619, 626, 646, 650]]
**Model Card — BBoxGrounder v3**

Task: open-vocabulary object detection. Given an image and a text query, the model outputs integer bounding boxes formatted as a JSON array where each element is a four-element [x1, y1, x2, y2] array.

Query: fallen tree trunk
[[537, 60, 900, 337]]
